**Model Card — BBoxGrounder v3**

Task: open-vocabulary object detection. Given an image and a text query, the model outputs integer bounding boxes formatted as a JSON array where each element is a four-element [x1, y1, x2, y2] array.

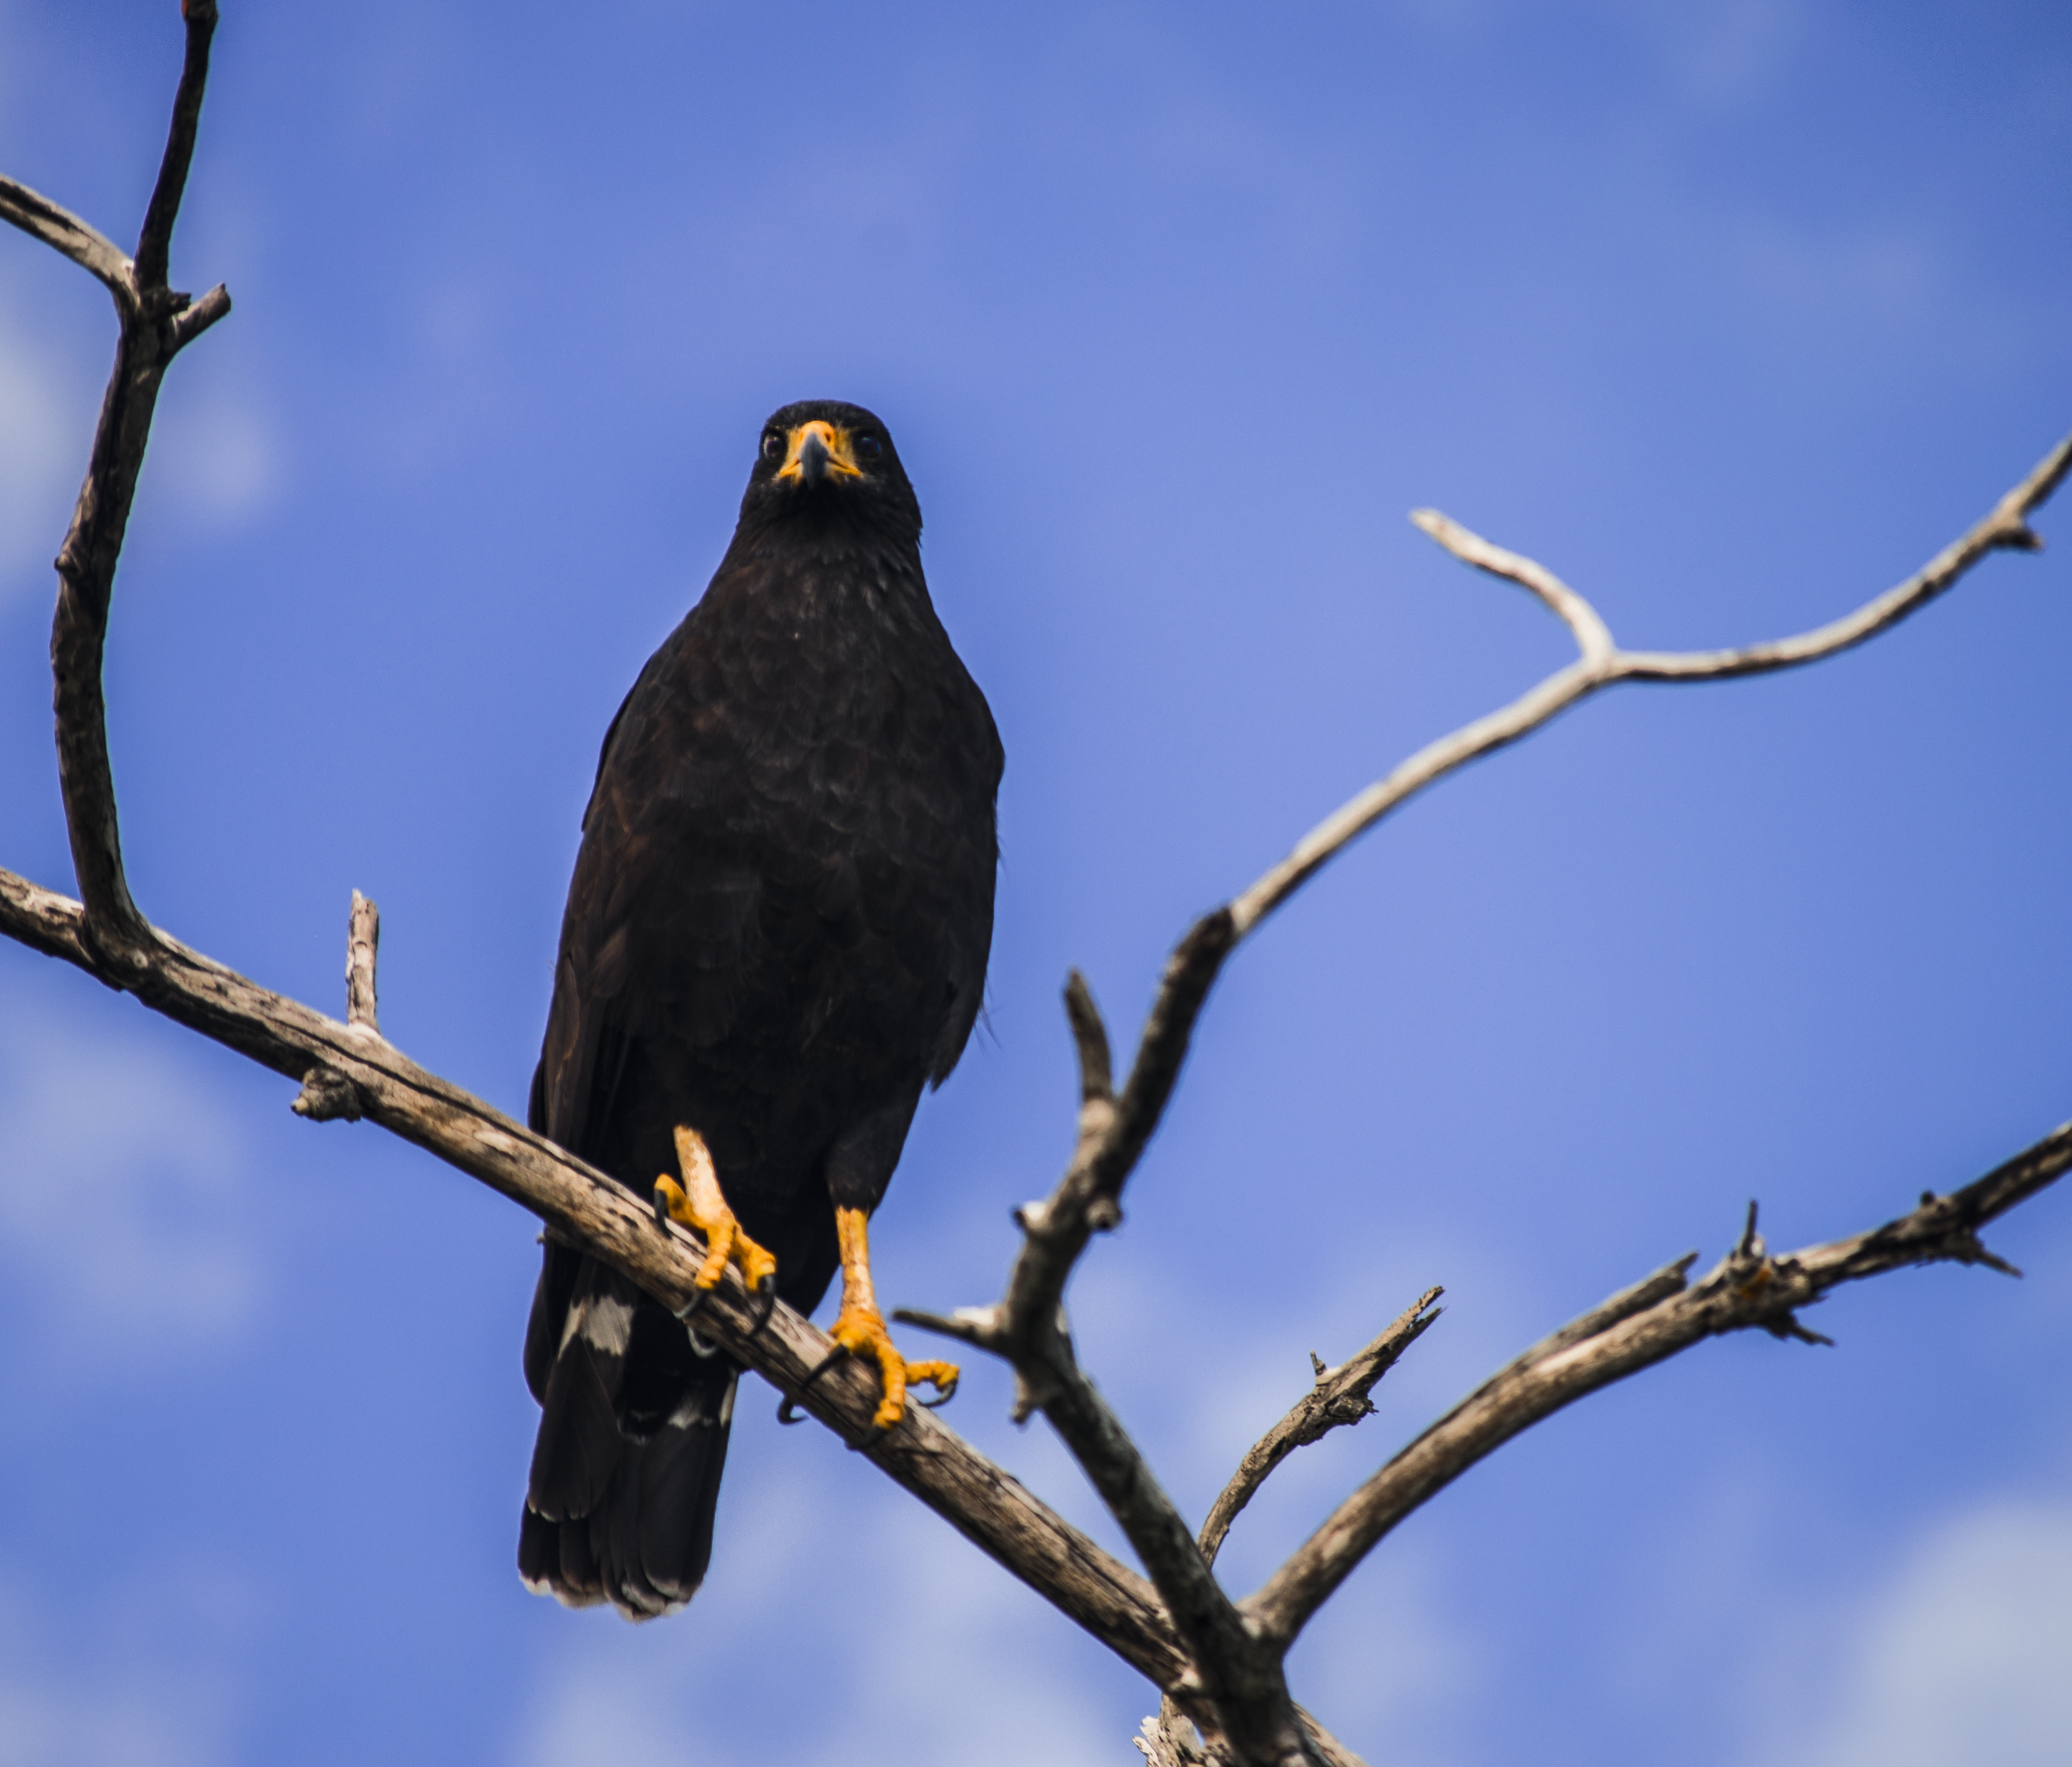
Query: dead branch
[[1242, 1127, 2072, 1650], [898, 434, 2067, 1763], [0, 180, 130, 288], [900, 431, 2068, 1413], [1144, 1289, 1442, 1763], [1200, 1289, 1445, 1571], [2, 0, 231, 975], [346, 889, 380, 1033]]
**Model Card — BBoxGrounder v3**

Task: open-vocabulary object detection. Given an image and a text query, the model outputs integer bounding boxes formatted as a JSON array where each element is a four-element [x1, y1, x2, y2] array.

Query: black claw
[[651, 1182, 671, 1230], [748, 1276, 779, 1336], [776, 1343, 851, 1424], [916, 1384, 957, 1410], [673, 1285, 707, 1324]]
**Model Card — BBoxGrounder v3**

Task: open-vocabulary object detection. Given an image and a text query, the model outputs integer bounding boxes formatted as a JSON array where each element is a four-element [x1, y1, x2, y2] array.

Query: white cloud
[[513, 1450, 1131, 1767], [1583, 0, 1803, 102], [1773, 1498, 2072, 1767], [0, 300, 82, 603], [1730, 220, 1941, 336], [1285, 1535, 1479, 1758], [0, 994, 260, 1361], [1672, 0, 1799, 101], [0, 1563, 254, 1767], [149, 384, 282, 527]]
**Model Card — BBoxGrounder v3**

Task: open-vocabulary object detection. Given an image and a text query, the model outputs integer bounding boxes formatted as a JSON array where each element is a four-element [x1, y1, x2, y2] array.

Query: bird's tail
[[519, 1244, 736, 1617]]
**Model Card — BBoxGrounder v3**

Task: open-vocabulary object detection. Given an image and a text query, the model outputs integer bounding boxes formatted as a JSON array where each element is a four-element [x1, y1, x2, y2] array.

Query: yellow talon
[[832, 1205, 958, 1428], [654, 1125, 778, 1293]]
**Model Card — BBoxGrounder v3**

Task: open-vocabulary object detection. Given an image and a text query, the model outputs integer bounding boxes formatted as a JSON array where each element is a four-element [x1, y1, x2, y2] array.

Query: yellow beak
[[776, 420, 866, 484]]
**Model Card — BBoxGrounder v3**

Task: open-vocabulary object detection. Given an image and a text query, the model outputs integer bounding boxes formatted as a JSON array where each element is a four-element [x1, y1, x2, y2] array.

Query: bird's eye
[[761, 431, 785, 461], [856, 434, 882, 461]]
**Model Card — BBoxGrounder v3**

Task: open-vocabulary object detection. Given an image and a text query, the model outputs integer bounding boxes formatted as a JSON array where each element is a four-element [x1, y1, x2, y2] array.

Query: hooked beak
[[776, 419, 866, 486]]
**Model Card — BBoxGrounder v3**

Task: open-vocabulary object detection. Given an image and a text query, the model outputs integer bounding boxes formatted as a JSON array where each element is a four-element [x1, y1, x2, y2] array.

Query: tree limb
[[1200, 1289, 1444, 1571], [1235, 431, 2069, 935], [0, 178, 130, 291], [900, 433, 2066, 1761], [1143, 1289, 1442, 1765], [2, 0, 233, 974], [1240, 1127, 2072, 1650], [916, 433, 2069, 1395], [135, 0, 219, 294]]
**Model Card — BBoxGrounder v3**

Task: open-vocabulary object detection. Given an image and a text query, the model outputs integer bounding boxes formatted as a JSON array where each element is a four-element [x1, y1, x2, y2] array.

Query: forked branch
[[903, 431, 2066, 1763], [1242, 1125, 2072, 1649], [3, 0, 231, 972], [919, 432, 2070, 1402], [1200, 1289, 1444, 1570]]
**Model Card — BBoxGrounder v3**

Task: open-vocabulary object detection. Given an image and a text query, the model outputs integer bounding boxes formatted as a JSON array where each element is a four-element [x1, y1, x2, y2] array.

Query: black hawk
[[519, 401, 1002, 1616]]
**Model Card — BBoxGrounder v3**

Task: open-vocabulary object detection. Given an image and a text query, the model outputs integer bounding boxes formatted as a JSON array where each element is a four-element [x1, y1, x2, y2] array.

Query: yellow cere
[[777, 419, 866, 481]]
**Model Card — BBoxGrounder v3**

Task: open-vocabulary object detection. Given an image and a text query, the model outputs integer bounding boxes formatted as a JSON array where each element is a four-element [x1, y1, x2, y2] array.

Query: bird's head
[[739, 399, 921, 542]]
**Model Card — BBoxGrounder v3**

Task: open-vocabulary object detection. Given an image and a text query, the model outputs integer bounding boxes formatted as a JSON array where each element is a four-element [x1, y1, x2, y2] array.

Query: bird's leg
[[653, 1125, 778, 1294], [827, 1206, 958, 1429]]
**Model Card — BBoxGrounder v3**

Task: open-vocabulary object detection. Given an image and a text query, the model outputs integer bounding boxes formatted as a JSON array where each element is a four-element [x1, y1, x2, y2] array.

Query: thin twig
[[1409, 510, 1615, 660], [0, 178, 130, 292], [1199, 1289, 1444, 1569], [346, 890, 380, 1034], [1240, 1124, 2072, 1650], [135, 0, 218, 293], [1148, 1291, 1441, 1763]]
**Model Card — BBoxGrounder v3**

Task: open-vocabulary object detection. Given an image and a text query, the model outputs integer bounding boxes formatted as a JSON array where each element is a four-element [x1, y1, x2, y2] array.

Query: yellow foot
[[831, 1206, 958, 1428], [653, 1124, 778, 1294]]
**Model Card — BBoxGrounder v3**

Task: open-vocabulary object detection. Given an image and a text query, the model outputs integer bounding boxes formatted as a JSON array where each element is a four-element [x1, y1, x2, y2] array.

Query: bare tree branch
[[1241, 1125, 2072, 1650], [900, 431, 2068, 1763], [904, 1125, 1317, 1759], [921, 433, 2069, 1395], [0, 178, 130, 291], [346, 890, 381, 1033], [1144, 1291, 1442, 1764], [1, 1, 234, 975], [1039, 1355, 1314, 1764], [1199, 1289, 1444, 1571], [135, 0, 219, 294], [1409, 511, 1616, 661], [1234, 431, 2070, 936]]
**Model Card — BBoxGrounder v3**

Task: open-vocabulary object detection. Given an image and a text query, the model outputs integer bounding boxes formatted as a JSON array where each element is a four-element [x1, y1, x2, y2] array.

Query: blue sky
[[2, 2, 2070, 1763]]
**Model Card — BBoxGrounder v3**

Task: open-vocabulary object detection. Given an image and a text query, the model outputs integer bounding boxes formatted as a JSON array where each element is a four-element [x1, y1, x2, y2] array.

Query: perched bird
[[518, 400, 1002, 1617]]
